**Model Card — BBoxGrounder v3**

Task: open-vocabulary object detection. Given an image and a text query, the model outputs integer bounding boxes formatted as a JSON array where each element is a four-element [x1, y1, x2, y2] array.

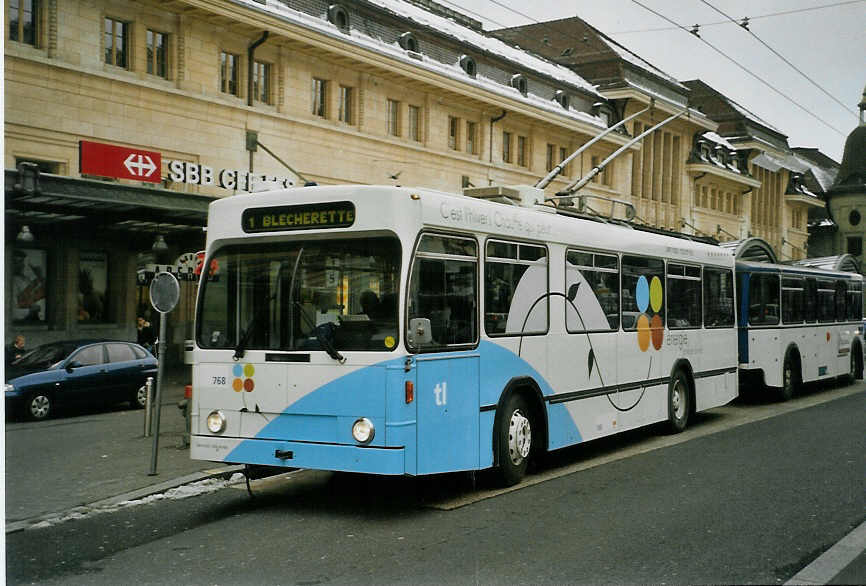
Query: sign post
[[148, 272, 180, 476]]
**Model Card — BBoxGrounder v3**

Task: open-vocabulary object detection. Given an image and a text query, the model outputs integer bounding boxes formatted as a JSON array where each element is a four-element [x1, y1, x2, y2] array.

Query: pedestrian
[[6, 334, 27, 366], [137, 316, 156, 354]]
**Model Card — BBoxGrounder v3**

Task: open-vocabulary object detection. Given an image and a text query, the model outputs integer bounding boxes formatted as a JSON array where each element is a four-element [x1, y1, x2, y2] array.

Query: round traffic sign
[[150, 271, 180, 313]]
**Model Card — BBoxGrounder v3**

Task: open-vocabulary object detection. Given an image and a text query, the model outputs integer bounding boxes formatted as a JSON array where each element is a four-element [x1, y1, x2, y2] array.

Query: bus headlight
[[352, 418, 375, 444], [206, 410, 227, 434], [5, 384, 14, 393]]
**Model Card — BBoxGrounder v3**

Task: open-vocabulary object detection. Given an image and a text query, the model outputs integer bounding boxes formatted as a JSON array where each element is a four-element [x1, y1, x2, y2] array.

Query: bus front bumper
[[190, 435, 406, 475]]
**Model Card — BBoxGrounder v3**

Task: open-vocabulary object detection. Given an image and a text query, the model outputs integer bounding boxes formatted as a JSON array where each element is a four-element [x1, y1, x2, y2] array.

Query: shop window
[[104, 18, 130, 69], [146, 30, 168, 78], [220, 51, 239, 96], [10, 247, 47, 323], [78, 251, 110, 323], [9, 0, 39, 46]]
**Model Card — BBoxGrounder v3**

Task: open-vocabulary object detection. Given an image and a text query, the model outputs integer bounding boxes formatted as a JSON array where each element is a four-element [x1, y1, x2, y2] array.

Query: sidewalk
[[5, 366, 240, 532]]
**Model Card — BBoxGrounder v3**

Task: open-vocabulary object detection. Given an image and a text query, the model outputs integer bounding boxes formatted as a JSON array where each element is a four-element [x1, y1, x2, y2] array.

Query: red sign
[[79, 140, 162, 183]]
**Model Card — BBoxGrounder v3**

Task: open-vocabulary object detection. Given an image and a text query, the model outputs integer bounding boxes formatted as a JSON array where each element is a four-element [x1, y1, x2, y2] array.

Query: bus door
[[414, 353, 480, 474], [406, 232, 481, 474]]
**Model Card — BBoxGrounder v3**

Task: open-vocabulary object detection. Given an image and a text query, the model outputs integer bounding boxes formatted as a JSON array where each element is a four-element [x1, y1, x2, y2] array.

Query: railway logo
[[635, 275, 664, 352], [232, 363, 255, 392]]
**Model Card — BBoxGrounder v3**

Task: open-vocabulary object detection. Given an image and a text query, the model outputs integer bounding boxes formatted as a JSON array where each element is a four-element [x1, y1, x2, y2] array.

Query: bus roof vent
[[463, 185, 544, 208]]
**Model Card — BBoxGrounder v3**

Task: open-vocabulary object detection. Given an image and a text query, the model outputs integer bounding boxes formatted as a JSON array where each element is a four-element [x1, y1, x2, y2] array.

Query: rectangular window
[[9, 0, 38, 46], [253, 61, 270, 104], [667, 264, 702, 329], [546, 144, 556, 173], [339, 86, 354, 124], [466, 121, 477, 154], [408, 234, 478, 349], [804, 278, 818, 322], [79, 251, 109, 323], [816, 279, 835, 322], [387, 99, 400, 137], [146, 30, 167, 78], [485, 240, 548, 335], [448, 116, 459, 150], [848, 236, 863, 257], [560, 147, 568, 177], [835, 280, 848, 321], [847, 281, 863, 321], [781, 277, 804, 324], [10, 247, 47, 323], [622, 256, 665, 331], [748, 273, 780, 325], [703, 267, 735, 328], [565, 250, 619, 331], [220, 51, 239, 96], [104, 18, 129, 68], [502, 131, 512, 163], [408, 105, 421, 141], [517, 136, 527, 167], [312, 78, 327, 118]]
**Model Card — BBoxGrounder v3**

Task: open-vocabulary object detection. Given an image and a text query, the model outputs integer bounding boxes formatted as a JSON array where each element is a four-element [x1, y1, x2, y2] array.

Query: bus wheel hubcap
[[508, 409, 531, 464], [672, 381, 685, 419]]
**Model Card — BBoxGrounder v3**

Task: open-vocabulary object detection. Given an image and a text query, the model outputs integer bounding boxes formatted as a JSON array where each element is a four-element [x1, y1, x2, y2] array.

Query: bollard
[[143, 377, 154, 437]]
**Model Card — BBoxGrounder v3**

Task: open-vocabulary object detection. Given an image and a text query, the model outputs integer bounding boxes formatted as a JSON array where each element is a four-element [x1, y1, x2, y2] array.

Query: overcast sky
[[450, 0, 865, 162]]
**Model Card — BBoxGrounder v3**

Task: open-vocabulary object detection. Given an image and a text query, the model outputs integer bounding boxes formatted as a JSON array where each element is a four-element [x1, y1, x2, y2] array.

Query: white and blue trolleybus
[[190, 184, 739, 485], [736, 260, 864, 400]]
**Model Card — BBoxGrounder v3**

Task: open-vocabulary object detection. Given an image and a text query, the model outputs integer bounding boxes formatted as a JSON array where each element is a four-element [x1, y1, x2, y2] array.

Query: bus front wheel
[[496, 393, 533, 487], [667, 370, 690, 433]]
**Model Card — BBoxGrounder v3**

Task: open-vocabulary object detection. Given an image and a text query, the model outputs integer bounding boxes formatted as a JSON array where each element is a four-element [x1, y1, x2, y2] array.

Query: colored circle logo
[[232, 363, 255, 393], [635, 275, 664, 352]]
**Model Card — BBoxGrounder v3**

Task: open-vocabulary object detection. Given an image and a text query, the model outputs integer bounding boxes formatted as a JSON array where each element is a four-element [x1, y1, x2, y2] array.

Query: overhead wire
[[697, 0, 859, 118], [628, 0, 848, 136], [609, 0, 865, 34]]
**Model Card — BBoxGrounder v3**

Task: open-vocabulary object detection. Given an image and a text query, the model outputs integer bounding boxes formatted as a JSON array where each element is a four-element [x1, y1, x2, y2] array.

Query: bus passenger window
[[782, 278, 804, 324], [703, 267, 734, 327], [817, 280, 835, 323], [847, 281, 863, 321], [835, 280, 848, 321], [565, 250, 619, 332], [485, 240, 548, 335], [407, 234, 478, 349], [621, 256, 664, 331], [667, 263, 701, 329], [804, 278, 818, 323], [748, 273, 780, 325]]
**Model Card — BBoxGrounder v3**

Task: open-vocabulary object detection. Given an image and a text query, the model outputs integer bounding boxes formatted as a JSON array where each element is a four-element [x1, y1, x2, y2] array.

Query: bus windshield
[[197, 236, 401, 353]]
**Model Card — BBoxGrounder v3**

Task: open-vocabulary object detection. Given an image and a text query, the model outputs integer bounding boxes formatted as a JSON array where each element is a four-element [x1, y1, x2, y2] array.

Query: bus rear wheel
[[779, 353, 800, 401], [667, 370, 690, 433], [496, 393, 533, 487]]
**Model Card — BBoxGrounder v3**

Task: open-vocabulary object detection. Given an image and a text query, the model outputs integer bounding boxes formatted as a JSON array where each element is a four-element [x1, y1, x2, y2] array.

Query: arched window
[[554, 90, 569, 109], [510, 74, 527, 96], [399, 32, 419, 53], [459, 54, 477, 78], [327, 5, 350, 32]]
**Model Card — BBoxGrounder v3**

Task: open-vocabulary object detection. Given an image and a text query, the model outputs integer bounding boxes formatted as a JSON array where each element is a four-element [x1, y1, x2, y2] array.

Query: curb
[[5, 464, 245, 535]]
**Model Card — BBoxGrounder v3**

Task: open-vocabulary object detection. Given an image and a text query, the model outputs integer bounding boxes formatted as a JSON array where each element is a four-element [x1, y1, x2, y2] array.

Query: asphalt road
[[7, 383, 865, 585]]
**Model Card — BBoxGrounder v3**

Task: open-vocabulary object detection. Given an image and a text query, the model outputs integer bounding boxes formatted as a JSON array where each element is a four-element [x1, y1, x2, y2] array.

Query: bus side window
[[782, 278, 804, 324], [847, 281, 863, 321], [804, 278, 818, 323], [407, 234, 478, 350], [667, 263, 701, 329], [565, 250, 619, 332], [748, 273, 780, 325], [484, 240, 548, 336], [817, 280, 835, 323], [621, 255, 665, 331], [835, 280, 848, 321], [703, 267, 734, 327]]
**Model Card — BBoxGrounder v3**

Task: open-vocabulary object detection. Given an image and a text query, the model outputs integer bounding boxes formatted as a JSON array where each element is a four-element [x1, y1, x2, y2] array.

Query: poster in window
[[11, 248, 47, 322], [79, 251, 108, 322]]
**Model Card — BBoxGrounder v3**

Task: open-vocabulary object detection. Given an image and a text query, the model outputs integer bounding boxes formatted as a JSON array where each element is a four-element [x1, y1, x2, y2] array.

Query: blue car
[[5, 340, 158, 420]]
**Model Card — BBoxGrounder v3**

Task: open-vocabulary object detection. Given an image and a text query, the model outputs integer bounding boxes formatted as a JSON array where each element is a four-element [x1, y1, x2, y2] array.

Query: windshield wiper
[[294, 302, 346, 364], [233, 260, 290, 360]]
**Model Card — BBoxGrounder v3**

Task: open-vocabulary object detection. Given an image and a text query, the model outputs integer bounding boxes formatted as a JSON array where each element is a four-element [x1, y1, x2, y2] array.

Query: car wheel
[[26, 393, 52, 421], [496, 393, 533, 487], [132, 384, 149, 409], [667, 370, 690, 433]]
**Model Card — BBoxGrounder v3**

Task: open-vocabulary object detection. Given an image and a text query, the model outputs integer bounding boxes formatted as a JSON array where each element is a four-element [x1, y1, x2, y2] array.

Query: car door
[[62, 344, 109, 405], [105, 343, 141, 400]]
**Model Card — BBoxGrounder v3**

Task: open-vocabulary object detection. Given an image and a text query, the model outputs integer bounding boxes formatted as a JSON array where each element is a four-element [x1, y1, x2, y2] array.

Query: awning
[[751, 152, 809, 174], [5, 166, 212, 235]]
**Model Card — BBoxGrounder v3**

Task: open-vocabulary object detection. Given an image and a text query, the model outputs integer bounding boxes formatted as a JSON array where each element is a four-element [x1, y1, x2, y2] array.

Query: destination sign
[[242, 202, 355, 233]]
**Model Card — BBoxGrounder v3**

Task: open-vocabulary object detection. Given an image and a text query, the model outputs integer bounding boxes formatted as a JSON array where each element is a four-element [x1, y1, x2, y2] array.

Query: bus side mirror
[[408, 318, 432, 346]]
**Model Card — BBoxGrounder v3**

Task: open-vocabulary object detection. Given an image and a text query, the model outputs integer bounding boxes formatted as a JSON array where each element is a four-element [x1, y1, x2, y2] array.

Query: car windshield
[[197, 236, 401, 352], [15, 343, 75, 369]]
